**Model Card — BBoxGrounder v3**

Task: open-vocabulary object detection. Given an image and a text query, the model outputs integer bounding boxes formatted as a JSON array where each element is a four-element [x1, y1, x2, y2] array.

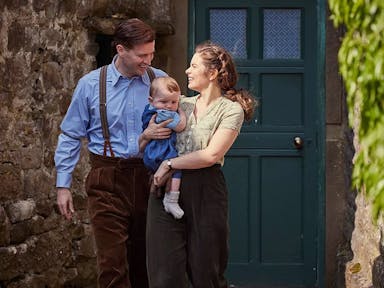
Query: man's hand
[[139, 114, 173, 152], [57, 188, 74, 220], [145, 114, 173, 140]]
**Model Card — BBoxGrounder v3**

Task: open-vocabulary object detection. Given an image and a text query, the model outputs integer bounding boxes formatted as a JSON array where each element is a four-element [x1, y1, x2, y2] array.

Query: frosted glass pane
[[210, 9, 247, 59], [263, 9, 301, 59]]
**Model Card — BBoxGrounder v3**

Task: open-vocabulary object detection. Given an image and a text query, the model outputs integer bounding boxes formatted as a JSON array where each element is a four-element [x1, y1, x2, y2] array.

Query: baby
[[142, 76, 186, 219]]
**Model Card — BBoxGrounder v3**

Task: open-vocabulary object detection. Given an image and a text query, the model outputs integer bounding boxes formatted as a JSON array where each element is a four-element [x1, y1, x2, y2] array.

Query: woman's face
[[185, 53, 211, 92]]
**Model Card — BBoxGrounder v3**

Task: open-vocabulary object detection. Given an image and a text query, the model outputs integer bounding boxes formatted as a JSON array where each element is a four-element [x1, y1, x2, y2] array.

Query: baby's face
[[150, 90, 180, 111]]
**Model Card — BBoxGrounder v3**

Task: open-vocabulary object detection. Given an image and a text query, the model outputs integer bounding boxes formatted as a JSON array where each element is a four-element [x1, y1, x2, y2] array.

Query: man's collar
[[110, 55, 151, 86]]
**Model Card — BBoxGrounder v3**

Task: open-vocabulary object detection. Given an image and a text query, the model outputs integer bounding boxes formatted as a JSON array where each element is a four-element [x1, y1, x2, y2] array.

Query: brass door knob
[[294, 136, 303, 149]]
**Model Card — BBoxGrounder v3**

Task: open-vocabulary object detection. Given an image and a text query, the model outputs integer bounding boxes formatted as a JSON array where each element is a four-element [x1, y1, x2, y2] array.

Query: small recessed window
[[263, 9, 301, 59], [210, 9, 247, 59]]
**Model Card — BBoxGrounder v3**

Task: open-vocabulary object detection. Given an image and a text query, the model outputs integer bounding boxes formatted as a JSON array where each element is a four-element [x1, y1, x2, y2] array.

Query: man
[[54, 18, 171, 288]]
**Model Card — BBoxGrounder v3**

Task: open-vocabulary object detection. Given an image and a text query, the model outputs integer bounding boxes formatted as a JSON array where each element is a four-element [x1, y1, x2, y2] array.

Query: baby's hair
[[150, 76, 180, 98]]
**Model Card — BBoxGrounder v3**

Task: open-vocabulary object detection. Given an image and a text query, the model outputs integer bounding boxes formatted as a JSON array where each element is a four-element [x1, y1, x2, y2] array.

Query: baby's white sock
[[163, 191, 184, 219]]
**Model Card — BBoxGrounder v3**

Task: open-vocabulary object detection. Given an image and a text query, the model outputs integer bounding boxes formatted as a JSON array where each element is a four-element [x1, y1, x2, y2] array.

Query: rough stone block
[[372, 255, 384, 288], [6, 199, 36, 223], [24, 169, 54, 201], [75, 234, 96, 258], [0, 164, 23, 202], [10, 220, 33, 244], [0, 206, 11, 246], [20, 145, 43, 170]]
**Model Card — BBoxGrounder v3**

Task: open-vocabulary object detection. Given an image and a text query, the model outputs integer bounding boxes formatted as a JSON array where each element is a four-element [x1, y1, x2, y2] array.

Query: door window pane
[[263, 9, 301, 59], [210, 9, 247, 59]]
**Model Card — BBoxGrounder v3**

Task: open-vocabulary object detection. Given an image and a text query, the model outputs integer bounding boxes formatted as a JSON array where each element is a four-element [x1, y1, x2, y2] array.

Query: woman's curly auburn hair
[[195, 41, 257, 121]]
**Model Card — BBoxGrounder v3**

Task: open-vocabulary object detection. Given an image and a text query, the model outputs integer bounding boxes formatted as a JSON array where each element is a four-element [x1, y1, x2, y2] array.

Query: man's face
[[116, 41, 155, 77]]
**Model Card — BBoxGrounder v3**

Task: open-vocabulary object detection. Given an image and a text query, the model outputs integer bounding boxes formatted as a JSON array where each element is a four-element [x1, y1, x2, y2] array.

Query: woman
[[145, 41, 255, 288]]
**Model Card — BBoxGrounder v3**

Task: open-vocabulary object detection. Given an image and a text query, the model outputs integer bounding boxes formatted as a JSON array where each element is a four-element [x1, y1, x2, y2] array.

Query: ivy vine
[[329, 0, 384, 220]]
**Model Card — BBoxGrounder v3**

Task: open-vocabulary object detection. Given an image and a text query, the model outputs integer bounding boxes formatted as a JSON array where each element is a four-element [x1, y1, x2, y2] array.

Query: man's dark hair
[[112, 18, 156, 49]]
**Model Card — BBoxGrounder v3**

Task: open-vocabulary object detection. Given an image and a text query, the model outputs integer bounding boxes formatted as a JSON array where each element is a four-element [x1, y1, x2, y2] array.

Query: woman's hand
[[154, 160, 172, 187]]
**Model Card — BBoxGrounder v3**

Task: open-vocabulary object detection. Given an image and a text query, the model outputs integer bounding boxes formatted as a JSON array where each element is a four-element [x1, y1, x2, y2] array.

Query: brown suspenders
[[99, 65, 113, 157], [99, 65, 156, 157], [146, 66, 155, 82]]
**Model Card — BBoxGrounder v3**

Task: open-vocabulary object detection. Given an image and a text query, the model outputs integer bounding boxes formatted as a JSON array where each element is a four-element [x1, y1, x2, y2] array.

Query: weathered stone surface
[[6, 199, 36, 223], [83, 17, 121, 35], [35, 198, 54, 218], [345, 194, 382, 288], [0, 206, 11, 246], [7, 21, 27, 53], [32, 0, 49, 12], [71, 222, 86, 240], [73, 192, 88, 211], [4, 57, 31, 93], [0, 231, 72, 281], [6, 274, 48, 288], [10, 220, 33, 244], [23, 168, 54, 200], [37, 213, 61, 232], [9, 215, 58, 245], [372, 255, 384, 288], [58, 0, 77, 15], [75, 234, 96, 258], [42, 61, 64, 90], [20, 145, 42, 170], [65, 258, 97, 287], [0, 164, 23, 202]]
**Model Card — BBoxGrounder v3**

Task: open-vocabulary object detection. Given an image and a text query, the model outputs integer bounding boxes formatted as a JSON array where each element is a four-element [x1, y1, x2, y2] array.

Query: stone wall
[[0, 0, 173, 287], [325, 5, 384, 288], [345, 194, 384, 288]]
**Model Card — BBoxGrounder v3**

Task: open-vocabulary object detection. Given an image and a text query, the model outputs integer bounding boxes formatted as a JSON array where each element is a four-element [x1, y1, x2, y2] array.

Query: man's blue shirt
[[54, 57, 167, 188]]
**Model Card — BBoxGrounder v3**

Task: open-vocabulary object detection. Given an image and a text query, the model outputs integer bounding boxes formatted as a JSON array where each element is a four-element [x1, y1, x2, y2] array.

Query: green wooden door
[[190, 0, 323, 287]]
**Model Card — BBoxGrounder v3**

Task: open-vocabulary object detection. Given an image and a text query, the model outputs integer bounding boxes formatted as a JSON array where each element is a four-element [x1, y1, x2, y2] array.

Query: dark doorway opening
[[95, 34, 115, 67]]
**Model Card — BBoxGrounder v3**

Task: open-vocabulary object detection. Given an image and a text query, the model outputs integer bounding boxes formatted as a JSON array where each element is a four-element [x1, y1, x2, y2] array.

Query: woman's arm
[[173, 108, 186, 133], [153, 128, 238, 185]]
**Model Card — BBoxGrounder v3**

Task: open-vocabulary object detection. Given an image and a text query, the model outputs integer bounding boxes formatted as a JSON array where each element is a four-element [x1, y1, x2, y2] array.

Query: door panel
[[260, 74, 303, 126], [191, 0, 320, 287]]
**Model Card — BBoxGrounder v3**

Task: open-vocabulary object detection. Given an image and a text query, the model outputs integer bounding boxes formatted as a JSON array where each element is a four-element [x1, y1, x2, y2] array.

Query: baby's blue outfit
[[142, 104, 181, 178]]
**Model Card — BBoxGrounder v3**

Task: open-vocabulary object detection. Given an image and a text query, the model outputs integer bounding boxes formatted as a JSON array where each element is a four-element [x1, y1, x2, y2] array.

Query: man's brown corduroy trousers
[[85, 153, 150, 288]]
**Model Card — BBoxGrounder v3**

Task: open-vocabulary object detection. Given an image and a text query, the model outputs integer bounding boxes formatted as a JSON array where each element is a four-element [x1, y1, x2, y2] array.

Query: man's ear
[[148, 96, 153, 103], [116, 44, 125, 54]]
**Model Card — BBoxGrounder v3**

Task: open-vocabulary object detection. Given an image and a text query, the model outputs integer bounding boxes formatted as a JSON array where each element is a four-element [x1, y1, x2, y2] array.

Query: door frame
[[187, 0, 326, 286]]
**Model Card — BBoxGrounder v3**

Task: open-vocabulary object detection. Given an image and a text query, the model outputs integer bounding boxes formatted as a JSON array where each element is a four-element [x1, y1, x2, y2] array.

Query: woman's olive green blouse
[[176, 95, 244, 166]]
